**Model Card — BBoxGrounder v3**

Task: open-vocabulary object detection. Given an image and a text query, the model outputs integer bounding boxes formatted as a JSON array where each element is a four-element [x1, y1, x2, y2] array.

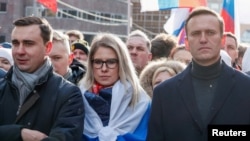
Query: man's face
[[126, 36, 152, 72], [73, 49, 88, 62], [224, 36, 238, 63], [69, 35, 78, 44], [185, 14, 223, 66], [11, 25, 51, 73], [49, 41, 72, 76]]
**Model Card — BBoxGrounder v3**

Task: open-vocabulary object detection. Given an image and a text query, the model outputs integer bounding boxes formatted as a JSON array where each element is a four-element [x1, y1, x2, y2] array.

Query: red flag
[[220, 0, 234, 33], [37, 0, 57, 13]]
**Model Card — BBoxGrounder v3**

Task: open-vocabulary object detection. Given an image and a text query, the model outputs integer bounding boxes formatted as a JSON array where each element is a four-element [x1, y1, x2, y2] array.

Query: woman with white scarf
[[79, 33, 151, 141]]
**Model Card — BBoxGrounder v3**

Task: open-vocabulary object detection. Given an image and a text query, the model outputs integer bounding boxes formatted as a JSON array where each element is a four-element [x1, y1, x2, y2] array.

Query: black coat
[[147, 62, 250, 141], [0, 67, 84, 141]]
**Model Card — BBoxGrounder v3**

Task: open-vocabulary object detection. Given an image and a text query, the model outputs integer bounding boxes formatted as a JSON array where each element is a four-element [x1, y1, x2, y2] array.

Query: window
[[0, 3, 6, 12], [0, 35, 5, 43]]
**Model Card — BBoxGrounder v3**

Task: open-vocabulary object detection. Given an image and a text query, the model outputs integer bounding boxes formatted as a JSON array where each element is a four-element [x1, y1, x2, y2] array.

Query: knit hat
[[71, 39, 89, 55], [0, 48, 13, 65]]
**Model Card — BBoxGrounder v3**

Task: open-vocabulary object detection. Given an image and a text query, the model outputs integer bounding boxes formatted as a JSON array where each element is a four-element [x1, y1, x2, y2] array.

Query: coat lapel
[[178, 66, 204, 132], [206, 64, 235, 124]]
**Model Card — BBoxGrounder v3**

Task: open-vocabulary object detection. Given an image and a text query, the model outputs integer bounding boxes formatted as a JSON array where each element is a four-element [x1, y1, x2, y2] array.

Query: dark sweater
[[191, 59, 222, 123]]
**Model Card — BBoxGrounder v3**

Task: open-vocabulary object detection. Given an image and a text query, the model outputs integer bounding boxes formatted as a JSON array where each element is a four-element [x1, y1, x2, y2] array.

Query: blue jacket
[[0, 68, 6, 78], [0, 67, 84, 141]]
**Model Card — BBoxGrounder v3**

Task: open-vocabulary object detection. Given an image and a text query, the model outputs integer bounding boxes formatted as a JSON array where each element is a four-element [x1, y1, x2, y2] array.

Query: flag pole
[[127, 0, 131, 35], [33, 0, 38, 16]]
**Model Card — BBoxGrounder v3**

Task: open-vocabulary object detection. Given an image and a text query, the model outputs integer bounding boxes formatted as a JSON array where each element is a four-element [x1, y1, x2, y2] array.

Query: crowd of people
[[0, 6, 250, 141]]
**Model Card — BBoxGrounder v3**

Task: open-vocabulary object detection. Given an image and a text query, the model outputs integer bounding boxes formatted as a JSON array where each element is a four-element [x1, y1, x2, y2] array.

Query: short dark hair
[[13, 16, 53, 44], [151, 33, 177, 60], [185, 6, 224, 36], [224, 32, 238, 48]]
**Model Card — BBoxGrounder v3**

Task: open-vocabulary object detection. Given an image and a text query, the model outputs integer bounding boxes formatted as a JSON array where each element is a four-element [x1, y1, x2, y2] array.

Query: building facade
[[0, 0, 129, 43]]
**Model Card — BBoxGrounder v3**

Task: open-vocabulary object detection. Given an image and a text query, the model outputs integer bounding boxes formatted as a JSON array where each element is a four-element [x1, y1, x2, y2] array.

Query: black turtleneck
[[191, 58, 222, 123]]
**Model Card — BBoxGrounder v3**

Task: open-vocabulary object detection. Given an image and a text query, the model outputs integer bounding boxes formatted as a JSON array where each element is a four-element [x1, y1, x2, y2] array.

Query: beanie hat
[[0, 48, 13, 65], [71, 40, 89, 55]]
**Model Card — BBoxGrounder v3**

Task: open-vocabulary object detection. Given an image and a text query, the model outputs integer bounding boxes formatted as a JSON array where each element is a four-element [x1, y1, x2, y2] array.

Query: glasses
[[92, 59, 118, 69]]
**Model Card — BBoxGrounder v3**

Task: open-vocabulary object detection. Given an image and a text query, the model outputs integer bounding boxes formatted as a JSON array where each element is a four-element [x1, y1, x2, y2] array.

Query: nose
[[101, 63, 108, 71], [200, 33, 208, 44], [15, 44, 26, 54], [130, 47, 137, 55]]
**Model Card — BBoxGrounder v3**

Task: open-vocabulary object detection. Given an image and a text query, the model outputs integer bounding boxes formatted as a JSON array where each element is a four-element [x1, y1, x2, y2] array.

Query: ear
[[184, 37, 190, 51], [45, 41, 52, 55], [221, 35, 226, 49], [68, 53, 74, 65]]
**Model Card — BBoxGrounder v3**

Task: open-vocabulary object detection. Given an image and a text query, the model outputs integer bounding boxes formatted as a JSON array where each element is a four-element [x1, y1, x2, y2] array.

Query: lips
[[16, 59, 28, 64]]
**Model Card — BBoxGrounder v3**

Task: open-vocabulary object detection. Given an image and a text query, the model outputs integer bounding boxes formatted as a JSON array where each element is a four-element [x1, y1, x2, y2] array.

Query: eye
[[93, 59, 102, 64], [206, 30, 216, 36], [106, 59, 118, 65]]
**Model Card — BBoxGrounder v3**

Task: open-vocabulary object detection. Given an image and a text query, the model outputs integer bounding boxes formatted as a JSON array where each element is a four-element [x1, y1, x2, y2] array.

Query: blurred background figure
[[0, 47, 13, 71], [151, 33, 177, 60], [242, 46, 250, 75], [223, 32, 241, 70], [236, 43, 249, 69], [79, 33, 150, 141], [65, 29, 84, 44], [71, 39, 89, 64], [49, 30, 86, 85], [220, 50, 232, 67], [170, 44, 192, 65], [139, 58, 186, 98], [126, 30, 152, 75]]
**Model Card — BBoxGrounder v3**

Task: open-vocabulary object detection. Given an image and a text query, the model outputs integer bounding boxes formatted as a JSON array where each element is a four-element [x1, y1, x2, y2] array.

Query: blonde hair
[[80, 33, 143, 106], [52, 30, 70, 54]]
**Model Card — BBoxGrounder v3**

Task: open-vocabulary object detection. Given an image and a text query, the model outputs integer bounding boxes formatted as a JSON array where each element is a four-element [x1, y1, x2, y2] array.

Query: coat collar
[[177, 61, 236, 131]]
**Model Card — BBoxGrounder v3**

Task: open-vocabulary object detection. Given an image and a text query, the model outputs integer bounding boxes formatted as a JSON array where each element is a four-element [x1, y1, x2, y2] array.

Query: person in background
[[220, 49, 232, 67], [126, 30, 152, 75], [151, 33, 177, 60], [49, 30, 86, 85], [223, 32, 241, 70], [0, 16, 84, 141], [170, 44, 192, 65], [147, 7, 250, 141], [0, 47, 13, 71], [71, 39, 90, 64], [139, 58, 186, 98], [65, 29, 84, 44], [236, 43, 249, 69], [242, 46, 250, 75], [79, 33, 150, 141]]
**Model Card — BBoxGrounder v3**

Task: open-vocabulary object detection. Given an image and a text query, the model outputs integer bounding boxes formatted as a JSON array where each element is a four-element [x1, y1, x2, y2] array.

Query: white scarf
[[80, 80, 150, 141]]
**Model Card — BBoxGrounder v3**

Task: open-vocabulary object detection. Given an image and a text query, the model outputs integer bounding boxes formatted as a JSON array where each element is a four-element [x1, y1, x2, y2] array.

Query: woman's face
[[92, 46, 119, 87], [152, 71, 172, 89]]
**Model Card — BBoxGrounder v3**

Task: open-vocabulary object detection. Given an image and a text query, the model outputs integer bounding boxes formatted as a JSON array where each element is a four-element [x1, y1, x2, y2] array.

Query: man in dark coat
[[0, 16, 84, 141], [147, 7, 250, 141]]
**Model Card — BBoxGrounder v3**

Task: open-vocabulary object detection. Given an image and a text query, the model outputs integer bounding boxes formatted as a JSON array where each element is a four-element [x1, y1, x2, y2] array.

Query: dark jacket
[[0, 67, 84, 141], [68, 59, 86, 85], [0, 68, 6, 78], [147, 62, 250, 141]]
